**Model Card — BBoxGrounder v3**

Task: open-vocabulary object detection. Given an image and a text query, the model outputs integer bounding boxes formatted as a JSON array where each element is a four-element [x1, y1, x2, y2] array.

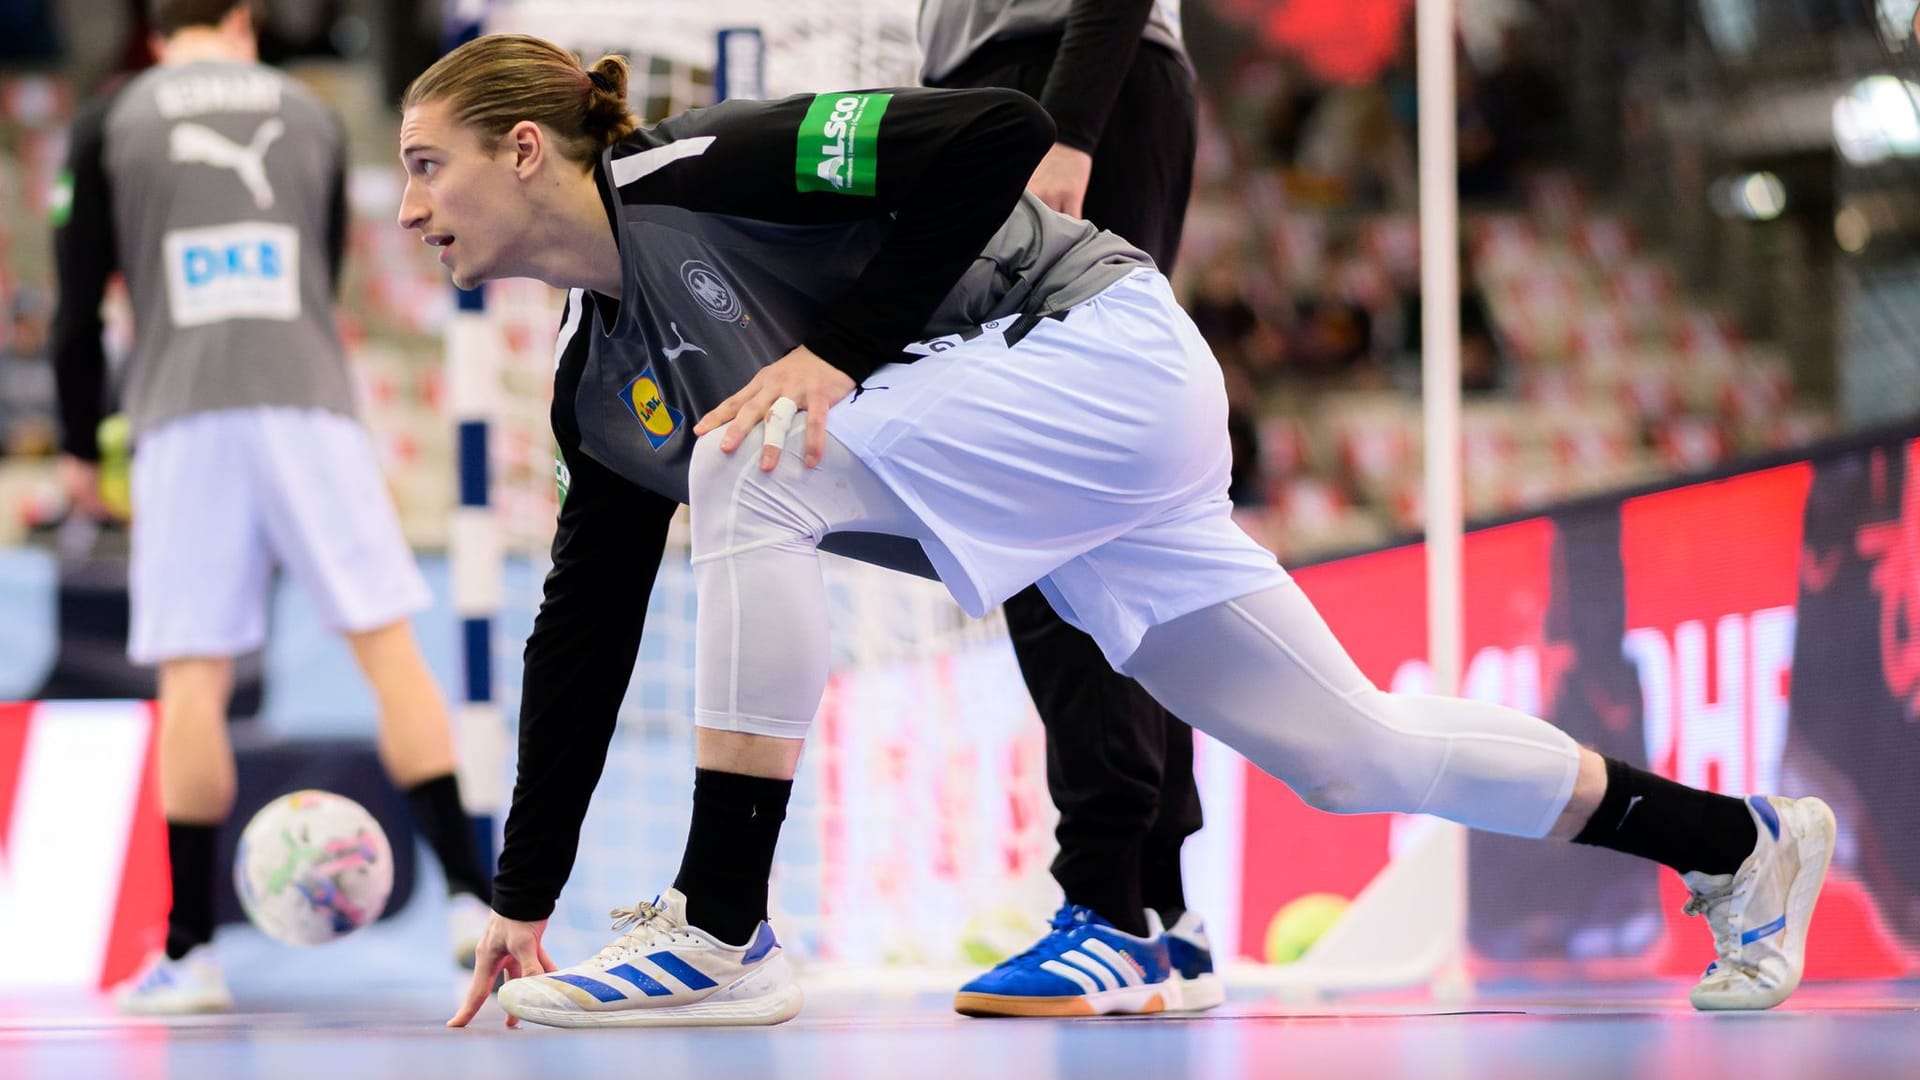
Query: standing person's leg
[[1014, 45, 1205, 936], [252, 408, 494, 961], [1049, 46, 1207, 912], [1000, 606, 1220, 1010], [942, 42, 1218, 1012], [348, 619, 456, 786], [1003, 585, 1163, 936], [1138, 702, 1218, 1007], [935, 53, 1176, 940], [1072, 48, 1214, 988], [344, 620, 496, 919], [154, 657, 237, 955], [116, 412, 275, 1014]]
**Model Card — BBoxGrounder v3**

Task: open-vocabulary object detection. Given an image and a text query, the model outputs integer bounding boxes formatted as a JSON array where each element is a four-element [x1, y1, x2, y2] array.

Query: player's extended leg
[[346, 619, 495, 965], [1118, 580, 1835, 1011], [113, 413, 265, 1015]]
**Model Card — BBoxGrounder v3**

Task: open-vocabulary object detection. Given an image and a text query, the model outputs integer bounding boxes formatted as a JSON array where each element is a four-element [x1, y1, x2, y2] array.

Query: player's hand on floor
[[447, 912, 555, 1029], [694, 345, 855, 472]]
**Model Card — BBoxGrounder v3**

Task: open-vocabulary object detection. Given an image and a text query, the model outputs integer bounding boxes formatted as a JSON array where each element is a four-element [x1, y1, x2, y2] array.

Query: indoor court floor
[[4, 896, 1916, 1080], [6, 983, 1920, 1080]]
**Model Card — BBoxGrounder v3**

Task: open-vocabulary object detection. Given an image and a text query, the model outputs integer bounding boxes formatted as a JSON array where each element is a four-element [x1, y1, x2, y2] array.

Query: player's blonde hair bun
[[404, 33, 640, 166]]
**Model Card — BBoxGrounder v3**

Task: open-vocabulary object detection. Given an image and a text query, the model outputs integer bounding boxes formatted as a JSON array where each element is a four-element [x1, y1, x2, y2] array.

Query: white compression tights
[[688, 429, 938, 740], [688, 431, 1582, 838]]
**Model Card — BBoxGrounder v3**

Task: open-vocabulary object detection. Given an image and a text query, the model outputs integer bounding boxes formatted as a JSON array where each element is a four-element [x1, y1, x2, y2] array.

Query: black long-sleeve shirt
[[49, 96, 117, 461], [490, 86, 1151, 921], [918, 0, 1187, 153]]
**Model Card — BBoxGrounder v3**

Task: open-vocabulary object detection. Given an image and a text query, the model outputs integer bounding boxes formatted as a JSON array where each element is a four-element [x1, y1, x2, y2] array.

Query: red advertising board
[[1239, 434, 1920, 980], [0, 701, 169, 989]]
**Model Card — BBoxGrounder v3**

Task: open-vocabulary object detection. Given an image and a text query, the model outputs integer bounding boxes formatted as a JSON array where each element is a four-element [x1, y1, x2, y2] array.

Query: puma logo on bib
[[170, 119, 284, 209]]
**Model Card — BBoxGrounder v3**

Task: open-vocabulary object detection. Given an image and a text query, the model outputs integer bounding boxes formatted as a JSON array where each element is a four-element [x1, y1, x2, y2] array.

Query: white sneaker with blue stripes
[[497, 888, 801, 1028], [113, 944, 233, 1015], [1684, 794, 1837, 1011]]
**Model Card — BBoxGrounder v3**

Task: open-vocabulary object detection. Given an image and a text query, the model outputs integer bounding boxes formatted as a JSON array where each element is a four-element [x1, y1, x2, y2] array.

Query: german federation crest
[[680, 259, 742, 322]]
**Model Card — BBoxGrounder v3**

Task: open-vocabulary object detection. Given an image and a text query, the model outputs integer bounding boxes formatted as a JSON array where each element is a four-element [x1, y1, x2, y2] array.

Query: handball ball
[[1264, 892, 1350, 965], [234, 790, 394, 946]]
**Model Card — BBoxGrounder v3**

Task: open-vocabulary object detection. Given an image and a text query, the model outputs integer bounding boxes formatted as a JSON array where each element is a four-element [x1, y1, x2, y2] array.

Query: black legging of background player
[[931, 37, 1202, 931]]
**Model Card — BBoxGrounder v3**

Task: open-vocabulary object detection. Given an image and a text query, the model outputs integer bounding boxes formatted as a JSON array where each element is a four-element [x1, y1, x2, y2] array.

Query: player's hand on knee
[[693, 346, 855, 471], [447, 912, 551, 1029]]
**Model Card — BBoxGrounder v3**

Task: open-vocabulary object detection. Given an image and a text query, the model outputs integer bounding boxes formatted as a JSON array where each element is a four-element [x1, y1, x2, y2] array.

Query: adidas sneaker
[[1160, 910, 1225, 1012], [1684, 794, 1837, 1011], [954, 904, 1173, 1018], [497, 888, 801, 1028], [113, 944, 233, 1015]]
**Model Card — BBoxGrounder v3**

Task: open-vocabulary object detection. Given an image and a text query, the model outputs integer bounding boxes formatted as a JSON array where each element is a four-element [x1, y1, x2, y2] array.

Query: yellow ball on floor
[[1264, 892, 1349, 965]]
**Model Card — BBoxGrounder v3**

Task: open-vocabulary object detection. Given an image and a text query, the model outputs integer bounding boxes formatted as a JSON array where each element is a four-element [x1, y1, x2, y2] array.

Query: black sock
[[1141, 842, 1187, 930], [406, 773, 493, 903], [672, 769, 792, 945], [1572, 757, 1759, 875], [165, 822, 218, 961]]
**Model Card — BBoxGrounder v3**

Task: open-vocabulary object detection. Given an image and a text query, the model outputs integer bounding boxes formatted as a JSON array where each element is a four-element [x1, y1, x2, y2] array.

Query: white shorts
[[825, 269, 1287, 668], [128, 407, 431, 664]]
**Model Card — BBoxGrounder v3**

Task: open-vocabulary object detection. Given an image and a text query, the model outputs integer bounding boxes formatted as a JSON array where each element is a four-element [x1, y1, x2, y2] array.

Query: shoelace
[[589, 899, 683, 965], [1683, 880, 1752, 975], [1005, 907, 1094, 966]]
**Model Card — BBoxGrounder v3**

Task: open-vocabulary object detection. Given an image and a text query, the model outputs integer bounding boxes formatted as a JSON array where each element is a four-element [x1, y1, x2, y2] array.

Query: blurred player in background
[[51, 0, 493, 1013], [917, 0, 1221, 1016], [396, 35, 1836, 1030]]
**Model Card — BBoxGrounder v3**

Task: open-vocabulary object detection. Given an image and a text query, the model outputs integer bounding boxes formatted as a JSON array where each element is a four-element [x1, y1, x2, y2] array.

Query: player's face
[[397, 100, 533, 290]]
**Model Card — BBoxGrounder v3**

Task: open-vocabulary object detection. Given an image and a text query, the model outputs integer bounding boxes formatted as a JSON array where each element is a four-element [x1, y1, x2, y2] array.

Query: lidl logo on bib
[[619, 366, 684, 451], [164, 222, 300, 327]]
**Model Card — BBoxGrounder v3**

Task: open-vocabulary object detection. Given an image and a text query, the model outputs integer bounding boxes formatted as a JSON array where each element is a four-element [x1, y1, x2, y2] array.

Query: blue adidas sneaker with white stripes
[[954, 904, 1173, 1017], [1162, 910, 1226, 1012], [497, 888, 801, 1028]]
